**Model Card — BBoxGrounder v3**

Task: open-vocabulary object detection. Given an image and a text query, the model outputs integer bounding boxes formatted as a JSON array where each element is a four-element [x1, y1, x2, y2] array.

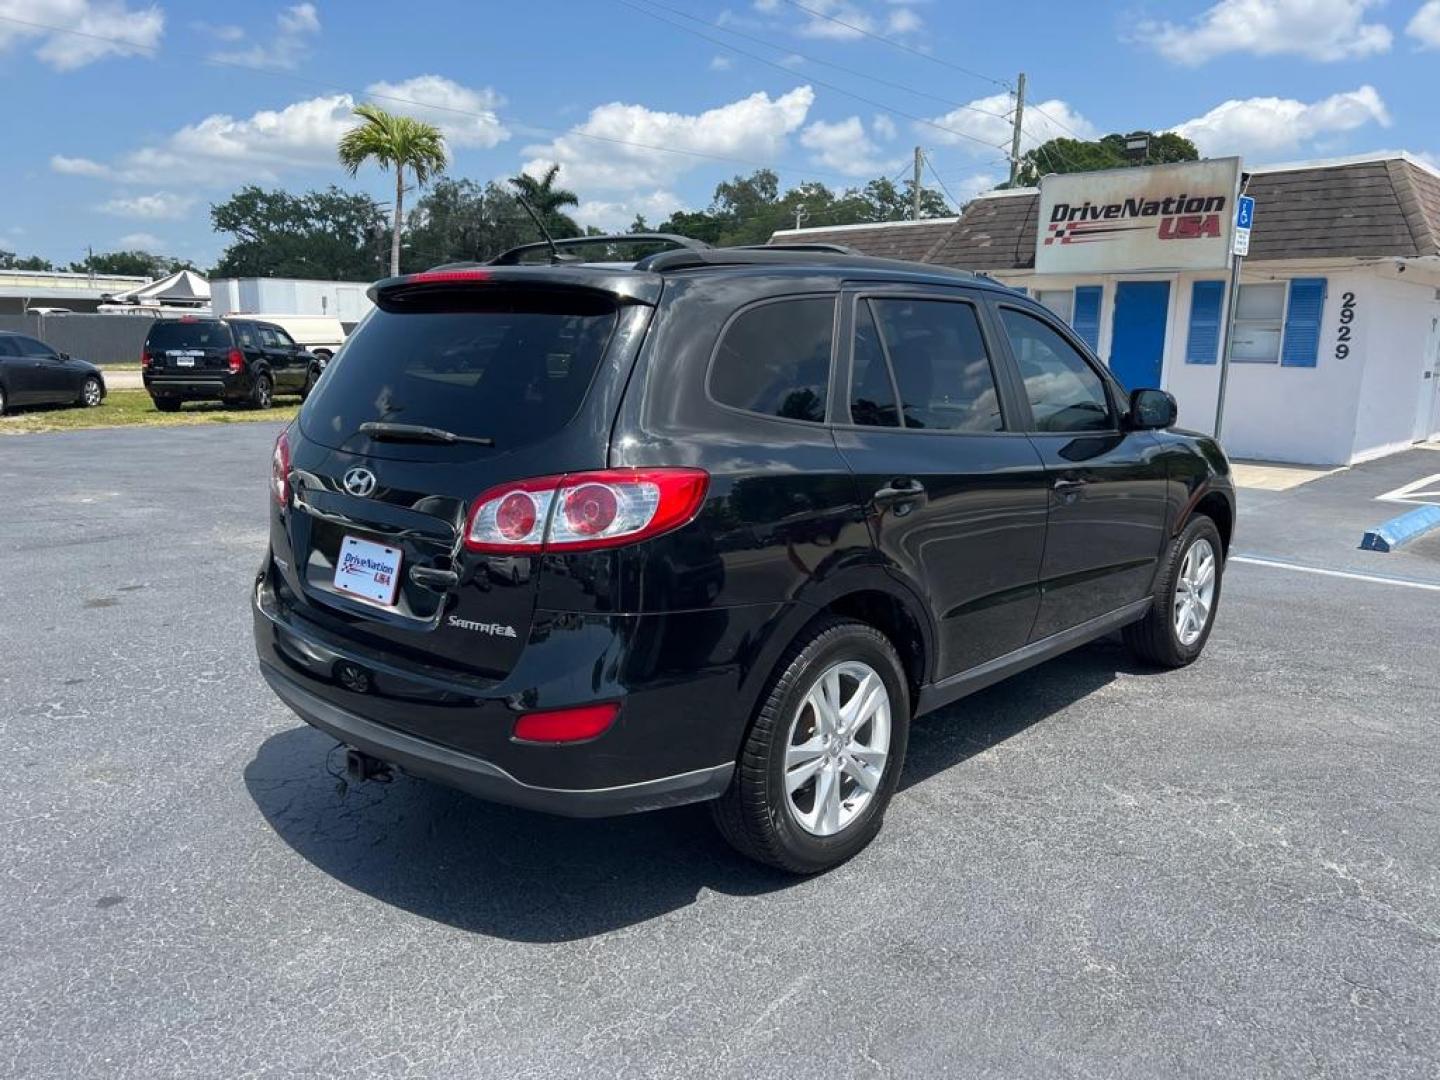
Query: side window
[[710, 297, 833, 424], [849, 301, 899, 427], [257, 327, 280, 348], [999, 307, 1114, 434], [233, 324, 256, 348], [17, 336, 53, 357], [273, 329, 297, 349], [868, 298, 1004, 432], [0, 337, 18, 357]]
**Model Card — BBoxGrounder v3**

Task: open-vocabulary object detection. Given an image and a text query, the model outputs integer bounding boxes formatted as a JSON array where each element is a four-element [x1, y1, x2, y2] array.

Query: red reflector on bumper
[[512, 703, 619, 744]]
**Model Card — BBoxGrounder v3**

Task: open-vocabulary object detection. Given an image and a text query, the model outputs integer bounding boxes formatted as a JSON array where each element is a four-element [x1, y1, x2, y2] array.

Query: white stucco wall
[[996, 263, 1440, 466]]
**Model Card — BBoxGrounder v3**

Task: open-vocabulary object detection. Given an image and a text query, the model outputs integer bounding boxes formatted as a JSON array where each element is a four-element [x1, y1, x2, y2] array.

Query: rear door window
[[146, 322, 232, 351], [301, 287, 619, 449], [709, 297, 834, 424]]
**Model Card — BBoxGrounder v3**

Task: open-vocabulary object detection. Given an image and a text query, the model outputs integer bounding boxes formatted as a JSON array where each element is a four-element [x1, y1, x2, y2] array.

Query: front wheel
[[1123, 515, 1224, 668], [712, 617, 910, 874], [250, 373, 273, 410]]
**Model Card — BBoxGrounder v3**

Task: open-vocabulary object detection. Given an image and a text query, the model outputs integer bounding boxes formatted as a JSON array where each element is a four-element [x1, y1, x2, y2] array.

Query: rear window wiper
[[358, 421, 494, 447]]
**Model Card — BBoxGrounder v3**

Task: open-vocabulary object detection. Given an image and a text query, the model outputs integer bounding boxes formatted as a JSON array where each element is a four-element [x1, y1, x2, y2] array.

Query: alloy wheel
[[783, 660, 891, 837], [83, 379, 102, 407], [1174, 537, 1217, 646]]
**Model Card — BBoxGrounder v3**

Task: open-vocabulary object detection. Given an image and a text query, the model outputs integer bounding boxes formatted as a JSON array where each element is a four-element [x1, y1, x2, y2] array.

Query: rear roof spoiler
[[487, 233, 711, 266]]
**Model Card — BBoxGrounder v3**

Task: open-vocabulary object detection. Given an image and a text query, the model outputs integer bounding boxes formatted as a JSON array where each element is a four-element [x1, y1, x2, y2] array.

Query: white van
[[226, 315, 346, 362]]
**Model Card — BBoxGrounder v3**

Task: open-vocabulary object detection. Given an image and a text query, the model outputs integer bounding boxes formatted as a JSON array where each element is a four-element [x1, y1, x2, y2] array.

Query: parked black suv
[[142, 317, 319, 411], [253, 235, 1235, 873]]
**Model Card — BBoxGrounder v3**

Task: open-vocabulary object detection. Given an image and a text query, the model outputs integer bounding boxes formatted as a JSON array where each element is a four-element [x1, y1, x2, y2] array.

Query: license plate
[[333, 535, 402, 607], [175, 356, 195, 367]]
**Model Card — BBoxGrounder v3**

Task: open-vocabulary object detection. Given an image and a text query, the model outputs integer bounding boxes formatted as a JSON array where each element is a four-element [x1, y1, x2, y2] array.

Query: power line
[[775, 0, 1010, 90], [921, 150, 964, 212], [610, 0, 1006, 153], [627, 0, 1011, 122]]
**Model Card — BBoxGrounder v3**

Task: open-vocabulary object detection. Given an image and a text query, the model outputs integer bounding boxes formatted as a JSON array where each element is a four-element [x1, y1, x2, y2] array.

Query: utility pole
[[793, 204, 809, 231], [1008, 72, 1027, 187], [912, 146, 923, 221]]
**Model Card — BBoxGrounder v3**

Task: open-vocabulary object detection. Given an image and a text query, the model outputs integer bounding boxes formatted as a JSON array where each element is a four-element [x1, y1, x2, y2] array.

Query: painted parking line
[[1377, 472, 1440, 506], [1231, 553, 1440, 592]]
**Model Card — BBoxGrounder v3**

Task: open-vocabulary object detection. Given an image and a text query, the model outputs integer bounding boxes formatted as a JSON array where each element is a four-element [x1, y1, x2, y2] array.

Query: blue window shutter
[[1281, 278, 1326, 368], [1072, 286, 1102, 351], [1185, 280, 1224, 364]]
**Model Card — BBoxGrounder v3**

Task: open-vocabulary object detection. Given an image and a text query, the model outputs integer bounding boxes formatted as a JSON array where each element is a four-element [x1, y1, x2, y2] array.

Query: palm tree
[[509, 164, 581, 237], [338, 104, 448, 277]]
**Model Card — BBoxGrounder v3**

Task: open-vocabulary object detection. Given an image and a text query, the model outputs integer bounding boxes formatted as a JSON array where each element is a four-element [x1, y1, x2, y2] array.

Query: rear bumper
[[144, 372, 248, 400], [259, 661, 733, 817], [252, 569, 788, 816]]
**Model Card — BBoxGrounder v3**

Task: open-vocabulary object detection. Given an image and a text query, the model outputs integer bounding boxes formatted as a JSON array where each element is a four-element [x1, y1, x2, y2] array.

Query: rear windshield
[[146, 322, 232, 350], [302, 288, 619, 449]]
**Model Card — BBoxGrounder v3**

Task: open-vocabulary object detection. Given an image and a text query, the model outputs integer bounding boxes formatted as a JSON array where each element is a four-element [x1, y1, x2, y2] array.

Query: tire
[[711, 617, 910, 874], [0, 384, 7, 416], [79, 376, 103, 408], [298, 368, 316, 402], [251, 373, 274, 410], [153, 397, 182, 413], [1123, 514, 1224, 668]]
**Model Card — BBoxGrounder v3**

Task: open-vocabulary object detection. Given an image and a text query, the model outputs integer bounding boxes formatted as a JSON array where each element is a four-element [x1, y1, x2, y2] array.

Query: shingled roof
[[768, 154, 1440, 269], [767, 217, 957, 263]]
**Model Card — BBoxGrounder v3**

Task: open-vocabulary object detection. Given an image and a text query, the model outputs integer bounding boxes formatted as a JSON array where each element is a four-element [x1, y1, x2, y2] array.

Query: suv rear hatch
[[275, 269, 661, 682], [144, 320, 235, 380]]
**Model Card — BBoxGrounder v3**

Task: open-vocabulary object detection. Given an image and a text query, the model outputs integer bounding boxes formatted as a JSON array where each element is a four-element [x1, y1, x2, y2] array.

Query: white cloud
[[209, 2, 320, 71], [885, 6, 921, 34], [773, 0, 922, 40], [57, 76, 507, 185], [1137, 0, 1392, 64], [1170, 85, 1391, 158], [0, 0, 164, 70], [118, 231, 164, 249], [520, 86, 815, 193], [872, 112, 897, 140], [709, 54, 733, 70], [365, 75, 509, 148], [800, 116, 904, 177], [97, 192, 196, 219], [1408, 0, 1440, 47], [50, 153, 110, 176], [923, 92, 1096, 154], [575, 190, 686, 232], [192, 20, 244, 42]]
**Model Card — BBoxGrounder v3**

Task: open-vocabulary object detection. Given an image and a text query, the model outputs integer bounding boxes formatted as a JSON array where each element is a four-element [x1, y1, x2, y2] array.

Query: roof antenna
[[513, 195, 563, 264]]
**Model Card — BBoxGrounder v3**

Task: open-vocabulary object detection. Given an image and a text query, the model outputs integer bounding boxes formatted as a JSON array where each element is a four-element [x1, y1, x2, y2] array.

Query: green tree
[[0, 250, 55, 271], [68, 250, 195, 277], [1010, 130, 1200, 187], [508, 164, 581, 238], [338, 104, 449, 277], [210, 186, 388, 280], [402, 177, 545, 270]]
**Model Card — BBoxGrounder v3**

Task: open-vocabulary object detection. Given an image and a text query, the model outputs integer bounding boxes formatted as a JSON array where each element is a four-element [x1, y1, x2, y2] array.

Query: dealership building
[[773, 151, 1440, 466]]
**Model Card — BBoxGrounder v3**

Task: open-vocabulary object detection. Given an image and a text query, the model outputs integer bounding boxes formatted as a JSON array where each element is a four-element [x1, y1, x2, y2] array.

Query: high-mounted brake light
[[464, 468, 708, 554], [272, 429, 291, 507], [512, 703, 619, 744], [407, 269, 493, 285], [227, 348, 244, 374]]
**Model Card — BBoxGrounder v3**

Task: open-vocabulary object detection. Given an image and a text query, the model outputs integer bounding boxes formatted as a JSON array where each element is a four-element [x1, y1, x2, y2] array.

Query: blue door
[[1110, 281, 1170, 391]]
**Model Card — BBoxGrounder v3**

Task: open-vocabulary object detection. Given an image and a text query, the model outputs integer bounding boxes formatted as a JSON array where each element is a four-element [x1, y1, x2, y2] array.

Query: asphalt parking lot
[[2, 426, 1438, 1079]]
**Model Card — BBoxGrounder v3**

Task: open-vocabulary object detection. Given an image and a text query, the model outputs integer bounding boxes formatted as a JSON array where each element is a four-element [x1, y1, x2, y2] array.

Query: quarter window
[[999, 307, 1114, 434], [863, 298, 1004, 432], [710, 297, 834, 423]]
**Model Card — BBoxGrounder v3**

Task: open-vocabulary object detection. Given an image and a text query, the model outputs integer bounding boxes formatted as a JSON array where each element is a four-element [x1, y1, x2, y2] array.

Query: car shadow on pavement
[[244, 637, 1144, 943]]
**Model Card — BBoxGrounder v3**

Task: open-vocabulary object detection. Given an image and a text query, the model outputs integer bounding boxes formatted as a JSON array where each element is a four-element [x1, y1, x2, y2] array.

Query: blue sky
[[2, 0, 1437, 268]]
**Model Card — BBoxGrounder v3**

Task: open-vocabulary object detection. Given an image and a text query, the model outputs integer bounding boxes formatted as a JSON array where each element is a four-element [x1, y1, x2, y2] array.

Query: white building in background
[[209, 277, 374, 329], [773, 151, 1440, 466]]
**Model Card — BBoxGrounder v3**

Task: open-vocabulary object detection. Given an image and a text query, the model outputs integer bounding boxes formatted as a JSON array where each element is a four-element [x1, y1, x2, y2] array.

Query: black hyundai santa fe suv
[[254, 235, 1235, 873], [143, 316, 320, 410]]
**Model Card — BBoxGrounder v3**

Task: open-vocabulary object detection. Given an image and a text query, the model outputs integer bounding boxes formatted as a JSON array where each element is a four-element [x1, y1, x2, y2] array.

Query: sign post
[[1214, 193, 1254, 440]]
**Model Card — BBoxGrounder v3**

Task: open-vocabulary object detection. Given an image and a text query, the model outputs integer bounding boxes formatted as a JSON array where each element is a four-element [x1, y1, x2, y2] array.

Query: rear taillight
[[227, 348, 244, 374], [140, 350, 152, 369], [512, 703, 619, 744], [464, 468, 708, 554], [272, 429, 291, 507]]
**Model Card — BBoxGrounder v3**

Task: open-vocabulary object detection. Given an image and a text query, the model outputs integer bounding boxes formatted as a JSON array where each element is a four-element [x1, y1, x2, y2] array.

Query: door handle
[[1052, 477, 1087, 494], [874, 479, 925, 503]]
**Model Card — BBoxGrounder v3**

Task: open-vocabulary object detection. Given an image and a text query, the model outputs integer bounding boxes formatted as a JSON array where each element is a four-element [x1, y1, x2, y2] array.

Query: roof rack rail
[[633, 245, 981, 280], [729, 242, 860, 255], [487, 233, 711, 266]]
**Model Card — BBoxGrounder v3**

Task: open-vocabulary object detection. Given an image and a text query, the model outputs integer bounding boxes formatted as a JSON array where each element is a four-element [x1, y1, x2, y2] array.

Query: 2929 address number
[[1335, 291, 1356, 360]]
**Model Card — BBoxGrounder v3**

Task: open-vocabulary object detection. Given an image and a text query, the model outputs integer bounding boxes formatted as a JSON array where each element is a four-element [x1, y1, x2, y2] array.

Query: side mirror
[[1128, 388, 1177, 430]]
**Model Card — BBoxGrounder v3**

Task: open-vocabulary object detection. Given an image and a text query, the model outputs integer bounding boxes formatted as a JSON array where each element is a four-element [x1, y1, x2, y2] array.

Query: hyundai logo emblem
[[342, 466, 378, 498]]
